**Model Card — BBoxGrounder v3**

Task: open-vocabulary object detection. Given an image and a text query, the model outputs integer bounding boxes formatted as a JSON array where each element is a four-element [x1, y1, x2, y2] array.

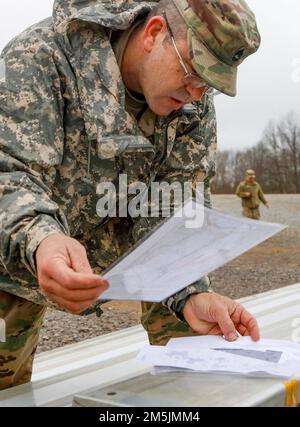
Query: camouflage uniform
[[0, 291, 46, 389], [0, 0, 260, 389], [0, 0, 216, 389], [236, 181, 268, 220]]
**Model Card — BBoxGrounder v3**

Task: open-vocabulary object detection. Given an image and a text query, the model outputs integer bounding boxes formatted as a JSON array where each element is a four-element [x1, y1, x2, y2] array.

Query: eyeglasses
[[163, 11, 218, 95]]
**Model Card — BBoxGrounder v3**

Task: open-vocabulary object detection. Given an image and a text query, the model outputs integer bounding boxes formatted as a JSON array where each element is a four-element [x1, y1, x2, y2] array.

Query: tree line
[[212, 112, 300, 194]]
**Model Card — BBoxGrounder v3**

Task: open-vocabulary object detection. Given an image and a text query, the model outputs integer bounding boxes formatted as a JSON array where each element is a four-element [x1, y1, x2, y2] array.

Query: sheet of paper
[[99, 200, 286, 301], [136, 336, 300, 379], [167, 336, 300, 352]]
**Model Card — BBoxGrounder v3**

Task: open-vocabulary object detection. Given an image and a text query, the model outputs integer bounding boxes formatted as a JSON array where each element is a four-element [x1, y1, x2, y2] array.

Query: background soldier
[[236, 169, 270, 220], [0, 0, 261, 390]]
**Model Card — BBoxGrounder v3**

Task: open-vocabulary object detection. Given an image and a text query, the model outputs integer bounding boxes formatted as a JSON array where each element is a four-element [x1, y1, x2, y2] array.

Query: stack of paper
[[136, 336, 300, 379]]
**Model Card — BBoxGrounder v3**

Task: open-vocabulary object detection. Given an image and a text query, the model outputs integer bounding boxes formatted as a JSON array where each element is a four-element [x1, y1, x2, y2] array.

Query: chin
[[153, 107, 173, 116], [147, 98, 173, 117], [145, 96, 173, 116]]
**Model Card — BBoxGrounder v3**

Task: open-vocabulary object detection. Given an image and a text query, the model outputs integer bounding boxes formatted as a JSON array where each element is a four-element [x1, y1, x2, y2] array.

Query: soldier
[[0, 0, 261, 390], [236, 169, 270, 220]]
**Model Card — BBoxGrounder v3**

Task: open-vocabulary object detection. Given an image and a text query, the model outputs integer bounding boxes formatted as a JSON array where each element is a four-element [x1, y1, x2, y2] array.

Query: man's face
[[138, 18, 208, 116], [246, 175, 255, 184]]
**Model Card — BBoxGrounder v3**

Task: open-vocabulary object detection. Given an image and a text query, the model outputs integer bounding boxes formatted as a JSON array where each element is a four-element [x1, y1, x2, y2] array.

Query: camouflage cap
[[245, 169, 256, 176], [172, 0, 261, 96]]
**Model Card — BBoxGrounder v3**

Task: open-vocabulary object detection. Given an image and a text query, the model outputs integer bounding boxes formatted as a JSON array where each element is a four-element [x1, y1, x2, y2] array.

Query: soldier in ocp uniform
[[0, 0, 261, 390], [236, 170, 270, 220]]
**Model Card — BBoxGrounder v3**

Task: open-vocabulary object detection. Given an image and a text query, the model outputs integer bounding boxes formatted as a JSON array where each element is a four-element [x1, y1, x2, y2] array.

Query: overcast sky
[[1, 0, 299, 151]]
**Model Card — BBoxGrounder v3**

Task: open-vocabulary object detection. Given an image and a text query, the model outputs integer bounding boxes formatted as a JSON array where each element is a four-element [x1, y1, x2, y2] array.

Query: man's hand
[[245, 192, 251, 197], [182, 292, 260, 342], [36, 233, 109, 314], [265, 202, 270, 209]]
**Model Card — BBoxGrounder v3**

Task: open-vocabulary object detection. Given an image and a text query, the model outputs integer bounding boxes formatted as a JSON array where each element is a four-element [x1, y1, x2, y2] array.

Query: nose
[[185, 84, 207, 102]]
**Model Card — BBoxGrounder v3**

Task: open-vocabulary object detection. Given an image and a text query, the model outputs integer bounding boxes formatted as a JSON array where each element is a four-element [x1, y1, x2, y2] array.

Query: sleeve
[[131, 94, 217, 319], [0, 34, 70, 287], [258, 185, 267, 204], [236, 183, 249, 198]]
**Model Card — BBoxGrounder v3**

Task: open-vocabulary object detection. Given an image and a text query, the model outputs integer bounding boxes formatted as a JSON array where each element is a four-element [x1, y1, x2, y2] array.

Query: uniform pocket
[[96, 135, 156, 183]]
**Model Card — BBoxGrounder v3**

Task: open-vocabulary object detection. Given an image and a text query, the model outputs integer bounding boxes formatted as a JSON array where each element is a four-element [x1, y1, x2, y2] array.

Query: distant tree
[[263, 121, 285, 193], [212, 150, 235, 194], [277, 112, 300, 193]]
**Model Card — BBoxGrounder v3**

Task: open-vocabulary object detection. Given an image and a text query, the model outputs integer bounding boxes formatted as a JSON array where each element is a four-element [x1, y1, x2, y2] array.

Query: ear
[[142, 16, 167, 53]]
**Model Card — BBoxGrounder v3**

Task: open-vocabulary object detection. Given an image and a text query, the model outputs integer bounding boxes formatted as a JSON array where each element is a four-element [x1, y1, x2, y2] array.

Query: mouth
[[169, 97, 186, 109]]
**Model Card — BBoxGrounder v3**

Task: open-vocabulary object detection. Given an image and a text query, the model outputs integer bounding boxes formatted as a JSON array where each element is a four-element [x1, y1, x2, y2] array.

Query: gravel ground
[[209, 194, 300, 298], [37, 194, 300, 353]]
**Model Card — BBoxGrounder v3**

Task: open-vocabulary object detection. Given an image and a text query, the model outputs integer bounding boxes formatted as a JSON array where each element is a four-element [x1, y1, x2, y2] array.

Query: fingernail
[[228, 333, 237, 341]]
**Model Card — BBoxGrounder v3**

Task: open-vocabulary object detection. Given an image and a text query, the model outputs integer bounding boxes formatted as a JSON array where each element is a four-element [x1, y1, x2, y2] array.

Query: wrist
[[169, 277, 212, 322], [181, 290, 212, 320]]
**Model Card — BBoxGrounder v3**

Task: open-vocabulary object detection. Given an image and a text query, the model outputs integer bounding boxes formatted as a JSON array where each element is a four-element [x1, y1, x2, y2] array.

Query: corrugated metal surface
[[0, 283, 300, 407]]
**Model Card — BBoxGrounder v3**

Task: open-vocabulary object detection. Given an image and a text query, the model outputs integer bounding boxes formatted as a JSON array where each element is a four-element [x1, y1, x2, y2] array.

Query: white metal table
[[0, 283, 300, 407]]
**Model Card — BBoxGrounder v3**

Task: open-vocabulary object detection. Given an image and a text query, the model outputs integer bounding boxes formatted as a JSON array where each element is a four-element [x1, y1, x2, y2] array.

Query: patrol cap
[[172, 0, 261, 96], [245, 169, 255, 177]]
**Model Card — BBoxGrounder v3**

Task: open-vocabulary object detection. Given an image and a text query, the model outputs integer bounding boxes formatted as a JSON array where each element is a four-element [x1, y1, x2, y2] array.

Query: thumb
[[67, 241, 93, 274], [215, 307, 237, 342]]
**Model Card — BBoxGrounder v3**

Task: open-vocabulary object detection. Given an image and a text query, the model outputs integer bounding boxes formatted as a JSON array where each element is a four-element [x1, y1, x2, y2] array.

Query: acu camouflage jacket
[[0, 0, 217, 315]]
